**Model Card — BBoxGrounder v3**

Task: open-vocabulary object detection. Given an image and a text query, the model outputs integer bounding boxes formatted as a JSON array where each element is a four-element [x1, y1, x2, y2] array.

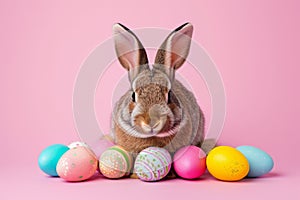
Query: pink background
[[1, 0, 299, 199]]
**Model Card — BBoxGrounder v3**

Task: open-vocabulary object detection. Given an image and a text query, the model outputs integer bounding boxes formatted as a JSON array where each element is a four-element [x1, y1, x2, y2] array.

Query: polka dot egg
[[134, 147, 172, 182], [56, 146, 98, 182], [99, 146, 133, 179]]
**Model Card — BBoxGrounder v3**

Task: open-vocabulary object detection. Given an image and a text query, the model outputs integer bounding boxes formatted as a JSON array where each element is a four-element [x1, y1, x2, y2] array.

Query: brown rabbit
[[112, 23, 206, 155]]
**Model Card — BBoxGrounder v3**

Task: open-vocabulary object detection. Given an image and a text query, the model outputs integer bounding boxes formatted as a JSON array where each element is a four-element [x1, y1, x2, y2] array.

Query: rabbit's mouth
[[133, 108, 181, 138], [137, 112, 180, 138], [139, 124, 180, 138], [131, 122, 179, 139], [154, 124, 180, 138]]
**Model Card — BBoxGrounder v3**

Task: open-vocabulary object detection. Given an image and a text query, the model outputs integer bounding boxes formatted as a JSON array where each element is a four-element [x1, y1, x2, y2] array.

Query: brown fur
[[136, 84, 167, 107]]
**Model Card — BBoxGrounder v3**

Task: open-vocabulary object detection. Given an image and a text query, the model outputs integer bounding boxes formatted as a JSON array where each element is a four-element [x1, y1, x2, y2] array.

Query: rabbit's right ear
[[113, 23, 149, 83], [154, 23, 193, 82]]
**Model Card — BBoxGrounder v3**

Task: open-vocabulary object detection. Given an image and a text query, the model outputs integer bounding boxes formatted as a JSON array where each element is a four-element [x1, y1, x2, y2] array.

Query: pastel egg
[[68, 141, 90, 149], [207, 146, 249, 181], [173, 146, 206, 179], [236, 145, 274, 178], [56, 146, 98, 182], [134, 147, 172, 182], [99, 146, 133, 179], [94, 137, 115, 174], [38, 144, 69, 176]]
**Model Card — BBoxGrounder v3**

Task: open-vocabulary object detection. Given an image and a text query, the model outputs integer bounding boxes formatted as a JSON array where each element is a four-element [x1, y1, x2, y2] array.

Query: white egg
[[68, 141, 90, 149]]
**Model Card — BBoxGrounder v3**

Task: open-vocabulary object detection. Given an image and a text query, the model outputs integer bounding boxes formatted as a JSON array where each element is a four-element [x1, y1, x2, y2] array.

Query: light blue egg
[[38, 144, 69, 176], [236, 145, 274, 178]]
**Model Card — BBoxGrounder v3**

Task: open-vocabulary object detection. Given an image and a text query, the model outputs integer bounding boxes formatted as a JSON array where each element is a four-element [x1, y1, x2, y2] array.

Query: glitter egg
[[134, 147, 172, 182], [99, 146, 133, 179], [207, 146, 249, 181], [56, 146, 98, 182]]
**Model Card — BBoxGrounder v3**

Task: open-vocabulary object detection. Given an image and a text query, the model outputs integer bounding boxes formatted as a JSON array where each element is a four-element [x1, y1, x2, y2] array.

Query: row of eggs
[[38, 142, 274, 182]]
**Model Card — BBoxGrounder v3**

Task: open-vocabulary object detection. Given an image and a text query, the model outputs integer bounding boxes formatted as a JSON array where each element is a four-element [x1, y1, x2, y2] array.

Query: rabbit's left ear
[[154, 23, 193, 81], [113, 23, 149, 83]]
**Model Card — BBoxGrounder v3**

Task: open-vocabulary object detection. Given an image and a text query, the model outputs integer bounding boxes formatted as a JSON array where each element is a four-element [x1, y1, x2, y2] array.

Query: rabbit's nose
[[141, 121, 152, 133], [150, 120, 160, 129], [141, 115, 167, 135], [141, 120, 158, 131]]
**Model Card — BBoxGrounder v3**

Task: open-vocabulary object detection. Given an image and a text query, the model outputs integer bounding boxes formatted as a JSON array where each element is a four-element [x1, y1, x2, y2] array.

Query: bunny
[[112, 23, 207, 155]]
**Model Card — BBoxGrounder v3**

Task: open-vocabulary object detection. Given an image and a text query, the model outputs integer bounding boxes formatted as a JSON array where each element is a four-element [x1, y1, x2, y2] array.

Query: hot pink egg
[[173, 145, 206, 179], [56, 146, 98, 182]]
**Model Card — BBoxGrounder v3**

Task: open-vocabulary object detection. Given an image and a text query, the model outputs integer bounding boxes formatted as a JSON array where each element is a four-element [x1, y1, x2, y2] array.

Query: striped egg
[[134, 147, 172, 182], [99, 146, 133, 179]]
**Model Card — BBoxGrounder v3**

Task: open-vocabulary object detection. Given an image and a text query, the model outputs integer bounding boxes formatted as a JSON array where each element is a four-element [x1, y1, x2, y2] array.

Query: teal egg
[[38, 144, 69, 176], [236, 145, 274, 178]]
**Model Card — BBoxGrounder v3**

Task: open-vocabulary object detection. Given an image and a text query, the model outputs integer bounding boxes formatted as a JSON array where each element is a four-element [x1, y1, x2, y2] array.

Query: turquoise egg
[[236, 145, 274, 178], [38, 144, 69, 176]]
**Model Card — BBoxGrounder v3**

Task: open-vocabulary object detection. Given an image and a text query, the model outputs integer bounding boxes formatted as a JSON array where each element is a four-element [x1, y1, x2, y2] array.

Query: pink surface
[[1, 0, 299, 199]]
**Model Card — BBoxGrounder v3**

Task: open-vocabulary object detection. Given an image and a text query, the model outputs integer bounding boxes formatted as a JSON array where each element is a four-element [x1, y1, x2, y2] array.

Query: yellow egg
[[207, 146, 249, 181]]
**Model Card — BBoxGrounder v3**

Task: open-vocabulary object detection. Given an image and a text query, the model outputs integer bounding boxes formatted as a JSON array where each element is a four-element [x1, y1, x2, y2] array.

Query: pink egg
[[173, 145, 206, 179], [56, 146, 98, 182]]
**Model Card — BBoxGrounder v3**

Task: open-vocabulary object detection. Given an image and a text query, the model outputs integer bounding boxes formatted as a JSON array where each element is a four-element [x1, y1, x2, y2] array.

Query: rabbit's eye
[[132, 92, 136, 102], [167, 91, 171, 104]]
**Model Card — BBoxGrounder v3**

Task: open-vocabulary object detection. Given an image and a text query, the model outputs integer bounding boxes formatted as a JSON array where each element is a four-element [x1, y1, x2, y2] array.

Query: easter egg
[[236, 145, 274, 177], [207, 146, 249, 181], [94, 137, 115, 175], [56, 146, 98, 182], [99, 146, 133, 179], [134, 147, 172, 182], [38, 144, 69, 176], [173, 146, 206, 179], [68, 141, 90, 149]]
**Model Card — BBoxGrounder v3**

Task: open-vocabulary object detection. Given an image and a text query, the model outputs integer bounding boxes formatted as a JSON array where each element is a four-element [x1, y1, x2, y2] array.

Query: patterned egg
[[207, 146, 250, 181], [68, 141, 90, 149], [94, 137, 115, 174], [99, 146, 133, 179], [134, 147, 172, 182], [56, 146, 98, 182]]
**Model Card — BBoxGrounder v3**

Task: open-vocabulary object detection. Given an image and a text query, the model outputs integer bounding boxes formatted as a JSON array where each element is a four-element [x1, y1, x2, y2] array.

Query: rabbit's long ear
[[113, 23, 149, 83], [154, 23, 193, 82]]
